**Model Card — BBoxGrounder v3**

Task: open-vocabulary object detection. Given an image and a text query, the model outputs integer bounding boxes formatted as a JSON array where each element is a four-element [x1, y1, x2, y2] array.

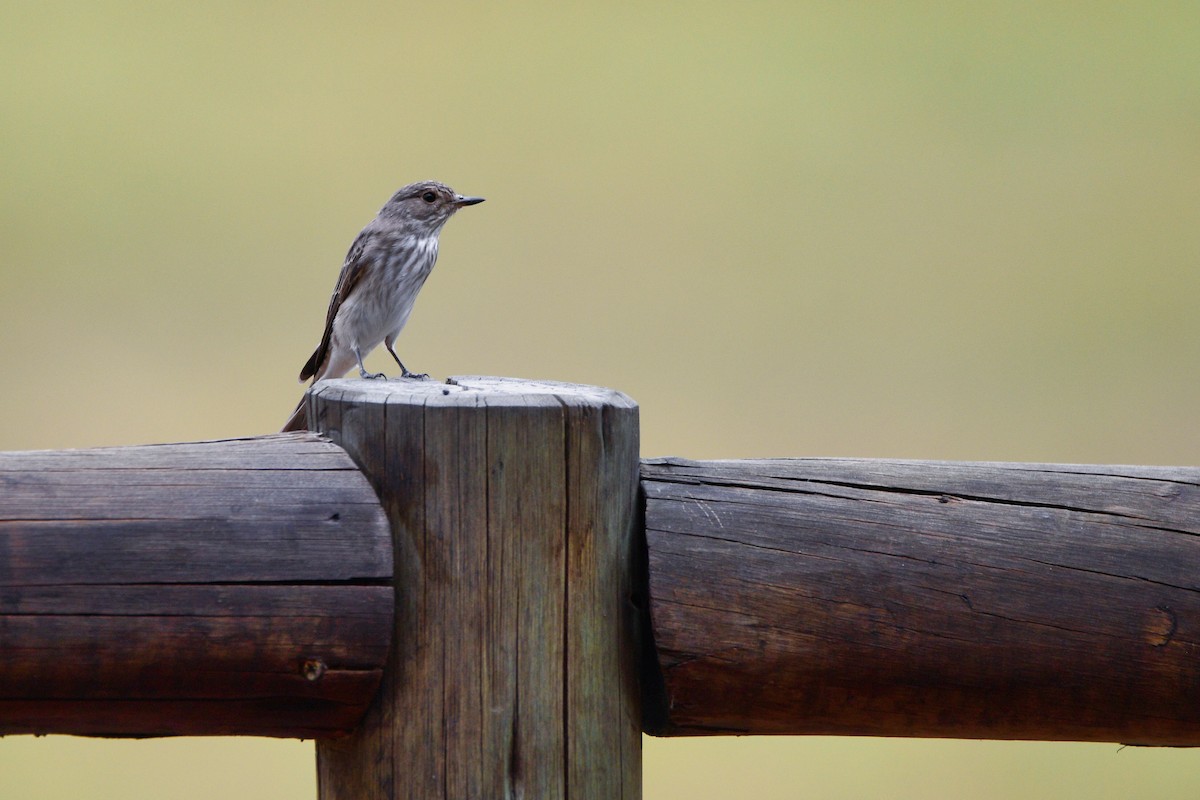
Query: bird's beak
[[454, 195, 485, 207]]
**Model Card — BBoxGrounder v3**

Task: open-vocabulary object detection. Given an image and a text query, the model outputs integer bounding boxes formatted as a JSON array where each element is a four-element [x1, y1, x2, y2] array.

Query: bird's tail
[[281, 396, 308, 432], [282, 349, 355, 432]]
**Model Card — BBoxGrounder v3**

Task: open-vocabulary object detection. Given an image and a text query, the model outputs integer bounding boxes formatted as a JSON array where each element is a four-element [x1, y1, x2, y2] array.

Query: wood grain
[[642, 457, 1200, 744], [0, 433, 393, 737], [313, 377, 642, 800]]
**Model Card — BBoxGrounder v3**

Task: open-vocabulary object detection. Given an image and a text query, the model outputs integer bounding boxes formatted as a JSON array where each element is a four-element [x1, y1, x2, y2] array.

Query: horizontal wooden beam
[[0, 434, 393, 738], [641, 457, 1200, 744]]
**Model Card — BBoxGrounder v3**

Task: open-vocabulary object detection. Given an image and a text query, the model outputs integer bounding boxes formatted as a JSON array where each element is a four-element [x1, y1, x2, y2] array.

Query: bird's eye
[[422, 191, 437, 203]]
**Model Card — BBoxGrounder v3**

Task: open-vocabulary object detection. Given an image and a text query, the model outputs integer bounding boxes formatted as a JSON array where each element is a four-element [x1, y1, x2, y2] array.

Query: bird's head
[[379, 180, 485, 233]]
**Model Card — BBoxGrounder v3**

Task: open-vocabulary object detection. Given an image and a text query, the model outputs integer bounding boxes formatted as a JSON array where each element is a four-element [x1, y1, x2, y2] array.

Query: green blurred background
[[2, 2, 1198, 797]]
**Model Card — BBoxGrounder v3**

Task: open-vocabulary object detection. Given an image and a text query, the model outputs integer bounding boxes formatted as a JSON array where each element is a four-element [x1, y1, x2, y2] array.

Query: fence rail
[[641, 457, 1200, 745], [0, 434, 393, 737]]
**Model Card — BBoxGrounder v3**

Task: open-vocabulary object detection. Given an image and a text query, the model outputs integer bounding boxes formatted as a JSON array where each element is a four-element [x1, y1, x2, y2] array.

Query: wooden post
[[311, 377, 641, 799]]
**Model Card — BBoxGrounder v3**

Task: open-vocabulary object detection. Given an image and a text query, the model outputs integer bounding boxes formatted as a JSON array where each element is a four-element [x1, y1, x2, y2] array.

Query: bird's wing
[[299, 231, 374, 382]]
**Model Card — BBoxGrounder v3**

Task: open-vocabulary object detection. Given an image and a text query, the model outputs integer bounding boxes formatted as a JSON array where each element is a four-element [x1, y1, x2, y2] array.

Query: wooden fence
[[2, 376, 1198, 798]]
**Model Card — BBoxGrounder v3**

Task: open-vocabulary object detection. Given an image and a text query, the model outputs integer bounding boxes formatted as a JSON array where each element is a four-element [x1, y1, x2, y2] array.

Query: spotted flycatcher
[[282, 180, 484, 432]]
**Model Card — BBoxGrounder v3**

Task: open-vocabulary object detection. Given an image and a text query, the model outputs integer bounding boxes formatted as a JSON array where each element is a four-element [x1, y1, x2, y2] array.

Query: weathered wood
[[312, 377, 642, 800], [642, 457, 1200, 744], [0, 433, 393, 737]]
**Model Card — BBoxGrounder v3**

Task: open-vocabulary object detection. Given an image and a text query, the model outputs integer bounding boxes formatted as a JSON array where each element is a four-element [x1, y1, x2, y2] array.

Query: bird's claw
[[401, 370, 430, 380], [361, 370, 388, 380]]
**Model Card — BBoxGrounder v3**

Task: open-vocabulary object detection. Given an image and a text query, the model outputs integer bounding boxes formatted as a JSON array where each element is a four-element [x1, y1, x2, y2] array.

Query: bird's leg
[[354, 346, 387, 380], [385, 339, 428, 380]]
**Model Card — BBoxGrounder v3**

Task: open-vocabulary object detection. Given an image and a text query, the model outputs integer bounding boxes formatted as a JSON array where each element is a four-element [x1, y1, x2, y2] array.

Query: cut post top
[[309, 375, 638, 409]]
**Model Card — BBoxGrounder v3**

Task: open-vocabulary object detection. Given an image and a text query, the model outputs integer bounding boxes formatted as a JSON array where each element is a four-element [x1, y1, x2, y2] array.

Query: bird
[[282, 180, 484, 432]]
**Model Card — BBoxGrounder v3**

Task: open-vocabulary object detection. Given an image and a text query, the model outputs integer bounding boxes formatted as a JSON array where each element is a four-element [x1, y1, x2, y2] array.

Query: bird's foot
[[401, 369, 430, 380], [360, 369, 388, 380]]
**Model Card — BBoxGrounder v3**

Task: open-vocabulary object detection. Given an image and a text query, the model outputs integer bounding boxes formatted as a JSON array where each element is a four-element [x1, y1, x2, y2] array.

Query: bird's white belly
[[333, 238, 438, 353]]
